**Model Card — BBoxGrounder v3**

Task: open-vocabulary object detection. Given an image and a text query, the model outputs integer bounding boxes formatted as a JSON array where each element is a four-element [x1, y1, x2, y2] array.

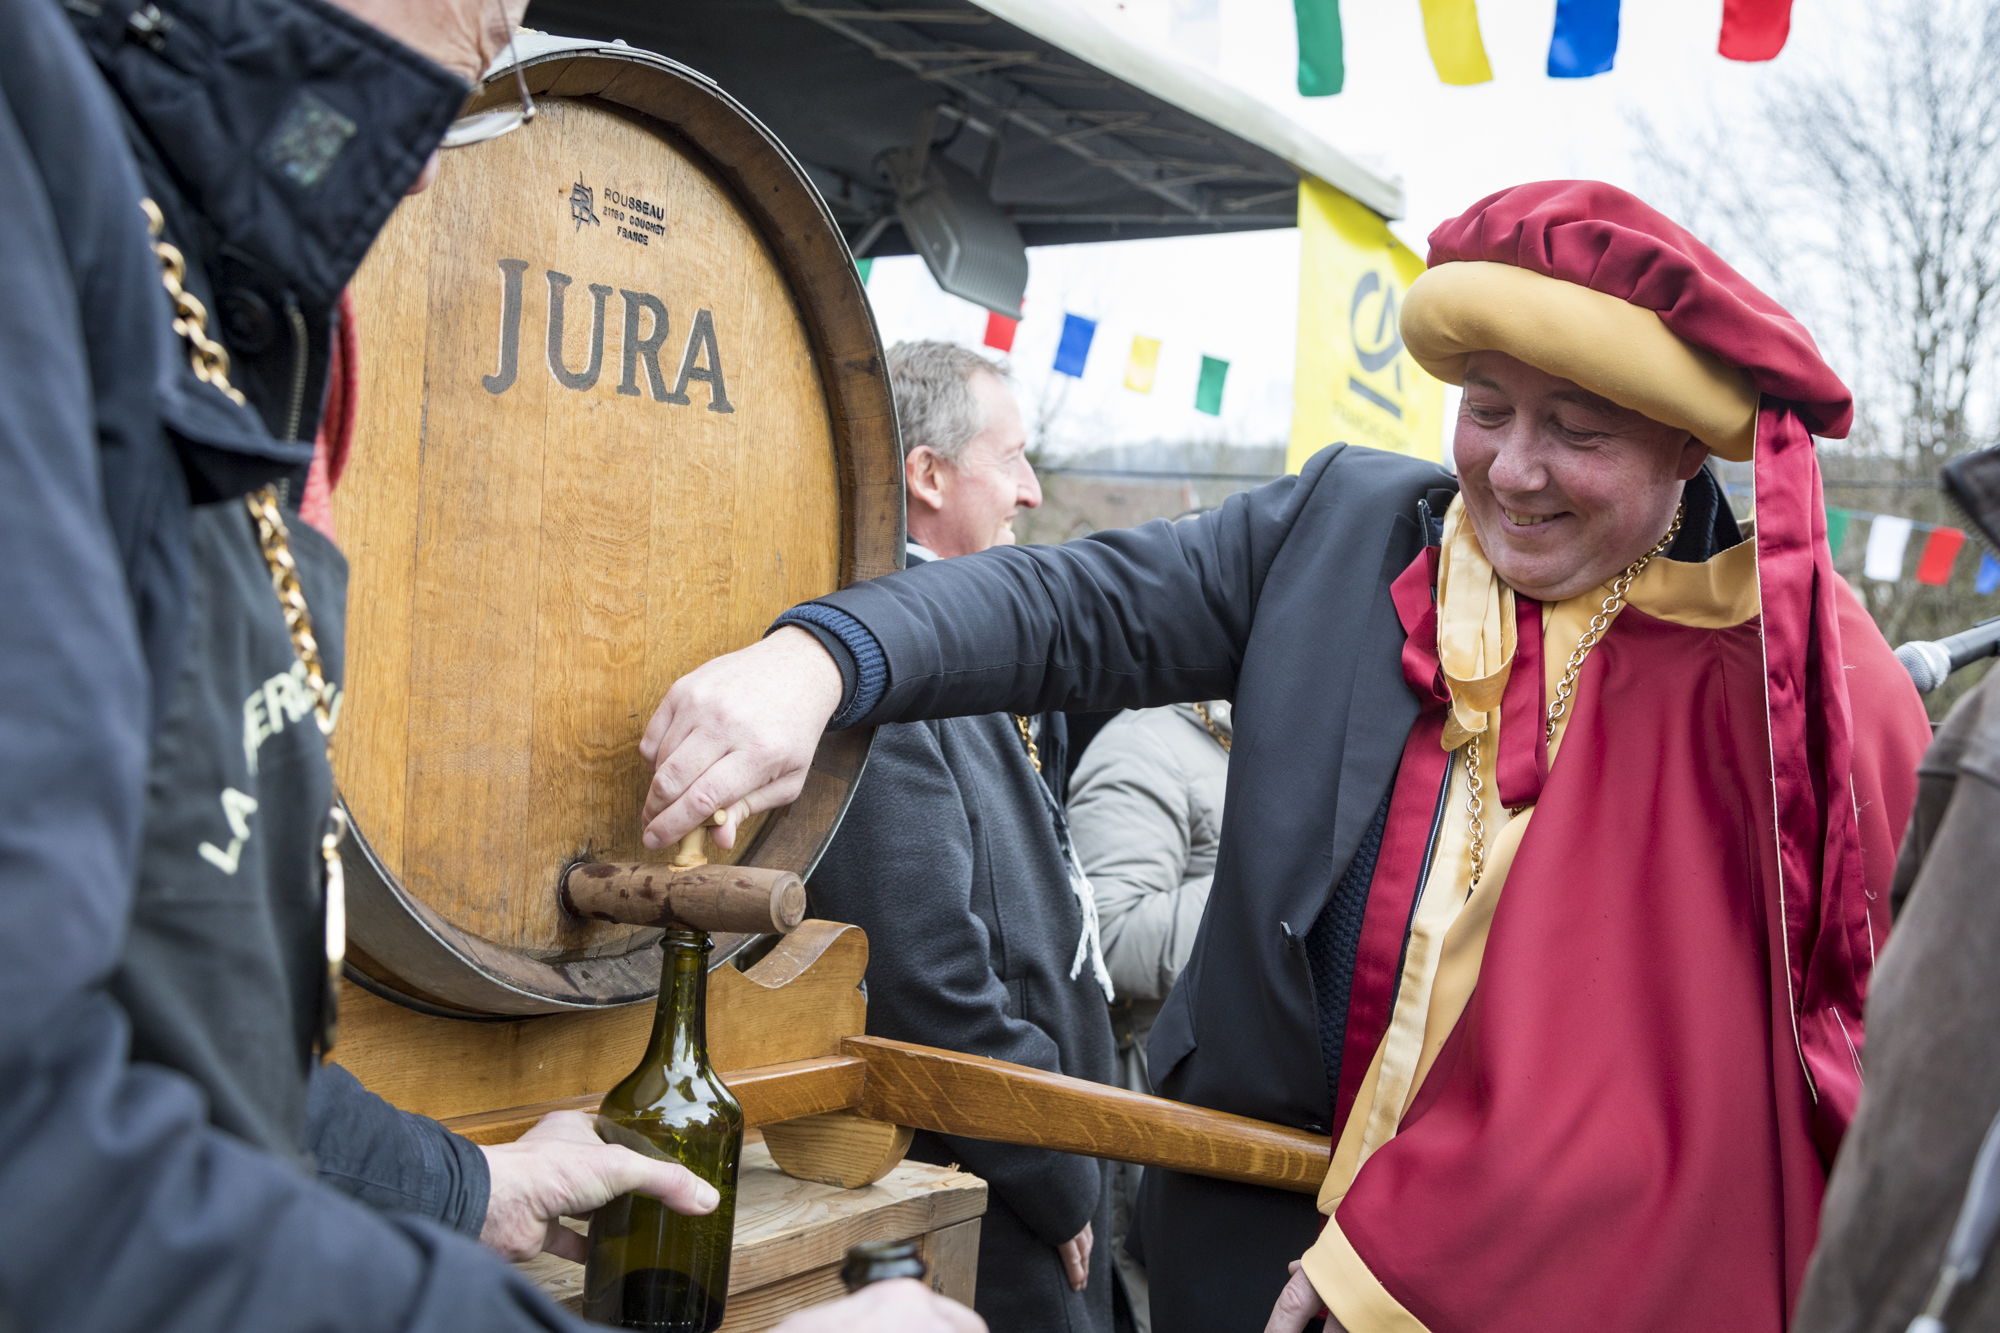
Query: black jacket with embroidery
[[0, 2, 585, 1329]]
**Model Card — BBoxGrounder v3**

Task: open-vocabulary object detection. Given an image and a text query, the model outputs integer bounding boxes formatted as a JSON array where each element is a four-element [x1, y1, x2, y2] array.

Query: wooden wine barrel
[[332, 35, 901, 1019]]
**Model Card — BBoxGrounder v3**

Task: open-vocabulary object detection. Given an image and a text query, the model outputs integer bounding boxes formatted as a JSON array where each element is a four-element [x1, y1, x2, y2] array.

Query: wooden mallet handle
[[561, 860, 807, 935]]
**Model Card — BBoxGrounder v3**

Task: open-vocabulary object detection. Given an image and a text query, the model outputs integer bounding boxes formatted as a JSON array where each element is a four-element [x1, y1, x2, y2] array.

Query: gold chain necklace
[[1191, 702, 1232, 753], [244, 490, 346, 1052], [144, 197, 346, 1051], [1013, 714, 1042, 773], [244, 488, 339, 735], [141, 198, 247, 407], [1463, 502, 1683, 891]]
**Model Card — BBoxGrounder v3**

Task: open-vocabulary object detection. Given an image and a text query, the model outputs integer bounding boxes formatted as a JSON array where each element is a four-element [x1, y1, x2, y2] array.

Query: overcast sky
[[862, 0, 1864, 461]]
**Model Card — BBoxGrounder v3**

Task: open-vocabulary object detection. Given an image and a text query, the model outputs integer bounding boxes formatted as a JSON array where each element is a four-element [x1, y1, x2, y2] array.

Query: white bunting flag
[[1863, 515, 1914, 582]]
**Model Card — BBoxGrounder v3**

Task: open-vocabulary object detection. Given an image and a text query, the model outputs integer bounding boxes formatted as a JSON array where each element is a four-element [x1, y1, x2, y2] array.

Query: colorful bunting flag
[[1124, 336, 1162, 393], [1863, 515, 1914, 583], [1269, 1, 1793, 95], [1294, 0, 1344, 96], [1054, 314, 1097, 378], [984, 309, 1019, 353], [1419, 0, 1493, 85], [1769, 486, 1992, 590], [1547, 0, 1621, 78], [1718, 0, 1793, 61], [1195, 356, 1229, 416], [856, 257, 873, 285], [1916, 528, 1967, 586]]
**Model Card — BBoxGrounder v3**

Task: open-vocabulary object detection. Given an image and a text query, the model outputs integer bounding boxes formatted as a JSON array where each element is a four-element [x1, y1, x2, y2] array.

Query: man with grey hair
[[891, 340, 1042, 556], [779, 341, 1118, 1333]]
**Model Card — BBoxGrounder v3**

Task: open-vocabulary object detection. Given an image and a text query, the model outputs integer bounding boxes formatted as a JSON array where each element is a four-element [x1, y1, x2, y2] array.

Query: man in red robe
[[638, 183, 1934, 1331], [1256, 184, 1936, 1331]]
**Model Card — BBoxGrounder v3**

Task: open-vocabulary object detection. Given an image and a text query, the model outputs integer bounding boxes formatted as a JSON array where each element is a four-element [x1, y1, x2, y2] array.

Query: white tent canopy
[[967, 0, 1402, 218]]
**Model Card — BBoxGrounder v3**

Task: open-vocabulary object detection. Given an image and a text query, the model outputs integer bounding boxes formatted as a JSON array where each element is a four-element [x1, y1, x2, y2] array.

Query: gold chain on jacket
[[1013, 714, 1042, 774], [141, 198, 247, 407], [245, 487, 347, 1055], [1463, 502, 1684, 892], [244, 488, 338, 735], [146, 198, 345, 1051], [1191, 701, 1232, 753]]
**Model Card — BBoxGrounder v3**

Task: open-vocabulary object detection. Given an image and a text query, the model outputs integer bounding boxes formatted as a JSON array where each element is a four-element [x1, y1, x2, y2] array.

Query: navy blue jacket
[[0, 3, 587, 1329]]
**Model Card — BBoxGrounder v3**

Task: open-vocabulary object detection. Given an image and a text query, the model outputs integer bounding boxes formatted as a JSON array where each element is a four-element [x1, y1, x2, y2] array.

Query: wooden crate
[[519, 1141, 985, 1331]]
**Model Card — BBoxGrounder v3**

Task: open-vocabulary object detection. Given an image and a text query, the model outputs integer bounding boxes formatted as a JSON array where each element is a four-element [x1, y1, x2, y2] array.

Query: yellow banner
[[1419, 0, 1493, 85], [1125, 335, 1161, 393], [1288, 177, 1446, 472]]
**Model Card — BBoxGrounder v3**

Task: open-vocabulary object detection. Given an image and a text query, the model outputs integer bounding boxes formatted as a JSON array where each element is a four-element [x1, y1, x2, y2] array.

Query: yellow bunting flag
[[1419, 0, 1493, 85], [1124, 336, 1162, 393], [1289, 177, 1446, 470]]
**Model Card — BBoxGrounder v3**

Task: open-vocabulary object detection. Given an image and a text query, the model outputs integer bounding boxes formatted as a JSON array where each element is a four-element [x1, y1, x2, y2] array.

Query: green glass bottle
[[583, 928, 744, 1331]]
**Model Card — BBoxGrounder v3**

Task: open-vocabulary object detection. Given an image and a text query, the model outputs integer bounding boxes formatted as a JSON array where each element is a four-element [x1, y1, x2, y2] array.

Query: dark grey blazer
[[809, 706, 1116, 1333], [815, 445, 1457, 1329]]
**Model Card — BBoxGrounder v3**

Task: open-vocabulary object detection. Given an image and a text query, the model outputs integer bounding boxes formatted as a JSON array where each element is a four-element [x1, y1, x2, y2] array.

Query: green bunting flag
[[1825, 506, 1850, 557], [1293, 0, 1344, 96], [1195, 356, 1230, 416], [856, 257, 873, 285]]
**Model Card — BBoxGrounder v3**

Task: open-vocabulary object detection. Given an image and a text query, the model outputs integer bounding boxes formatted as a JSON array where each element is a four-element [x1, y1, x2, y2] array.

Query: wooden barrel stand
[[518, 1142, 986, 1331]]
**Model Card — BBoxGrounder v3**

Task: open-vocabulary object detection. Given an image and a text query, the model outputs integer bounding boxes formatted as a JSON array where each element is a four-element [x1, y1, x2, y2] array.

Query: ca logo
[[1350, 271, 1403, 374]]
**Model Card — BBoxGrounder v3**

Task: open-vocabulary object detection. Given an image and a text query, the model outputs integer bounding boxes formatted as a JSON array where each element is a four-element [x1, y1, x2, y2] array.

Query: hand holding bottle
[[478, 1110, 720, 1263]]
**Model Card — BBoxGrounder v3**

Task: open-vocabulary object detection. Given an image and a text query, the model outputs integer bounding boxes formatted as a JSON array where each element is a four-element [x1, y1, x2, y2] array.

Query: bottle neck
[[647, 928, 712, 1069]]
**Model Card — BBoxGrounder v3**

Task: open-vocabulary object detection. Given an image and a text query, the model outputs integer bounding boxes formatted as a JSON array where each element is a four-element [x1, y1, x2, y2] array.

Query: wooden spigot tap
[[560, 811, 808, 936], [669, 811, 723, 869]]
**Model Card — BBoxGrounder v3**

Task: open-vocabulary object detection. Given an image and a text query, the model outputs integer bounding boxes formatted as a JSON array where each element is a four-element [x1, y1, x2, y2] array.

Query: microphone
[[1895, 615, 2000, 694]]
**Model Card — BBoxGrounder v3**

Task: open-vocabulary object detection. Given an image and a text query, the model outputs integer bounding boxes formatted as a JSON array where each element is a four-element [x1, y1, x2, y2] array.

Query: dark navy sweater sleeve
[[808, 466, 1325, 727], [796, 447, 1452, 730], [771, 602, 886, 729], [306, 1064, 491, 1237]]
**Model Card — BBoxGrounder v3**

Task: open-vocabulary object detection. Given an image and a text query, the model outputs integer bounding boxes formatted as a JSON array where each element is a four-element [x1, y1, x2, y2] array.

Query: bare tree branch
[[1633, 0, 2000, 706]]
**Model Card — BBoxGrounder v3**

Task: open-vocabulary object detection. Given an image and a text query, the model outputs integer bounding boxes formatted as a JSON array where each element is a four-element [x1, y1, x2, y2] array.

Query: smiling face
[[1453, 351, 1711, 601], [905, 369, 1041, 558]]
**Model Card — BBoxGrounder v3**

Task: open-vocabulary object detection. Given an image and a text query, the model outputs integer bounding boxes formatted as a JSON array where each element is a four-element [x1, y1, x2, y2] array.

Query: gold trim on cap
[[1400, 261, 1759, 462]]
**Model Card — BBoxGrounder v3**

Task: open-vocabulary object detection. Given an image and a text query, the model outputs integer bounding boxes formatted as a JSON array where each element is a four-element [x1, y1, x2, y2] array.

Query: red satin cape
[[1329, 409, 1929, 1329]]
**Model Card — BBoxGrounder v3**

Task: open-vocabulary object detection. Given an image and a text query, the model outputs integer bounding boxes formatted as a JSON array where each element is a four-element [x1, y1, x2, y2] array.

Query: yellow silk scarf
[[1435, 499, 1514, 752]]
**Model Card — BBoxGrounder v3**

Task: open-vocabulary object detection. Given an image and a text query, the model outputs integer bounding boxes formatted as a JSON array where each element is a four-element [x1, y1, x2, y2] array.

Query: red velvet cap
[[1425, 181, 1853, 439]]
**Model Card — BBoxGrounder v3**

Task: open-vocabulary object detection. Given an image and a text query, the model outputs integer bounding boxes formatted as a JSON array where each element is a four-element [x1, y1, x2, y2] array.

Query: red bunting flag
[[1719, 0, 1792, 61], [1915, 527, 1967, 586], [984, 309, 1020, 353]]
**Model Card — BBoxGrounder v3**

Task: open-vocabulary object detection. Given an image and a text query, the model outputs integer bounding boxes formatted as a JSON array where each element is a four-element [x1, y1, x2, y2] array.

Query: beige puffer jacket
[[1066, 702, 1231, 1092]]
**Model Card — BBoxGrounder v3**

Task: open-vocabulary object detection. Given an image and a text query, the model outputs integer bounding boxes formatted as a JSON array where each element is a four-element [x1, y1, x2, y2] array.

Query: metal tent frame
[[523, 0, 1404, 257]]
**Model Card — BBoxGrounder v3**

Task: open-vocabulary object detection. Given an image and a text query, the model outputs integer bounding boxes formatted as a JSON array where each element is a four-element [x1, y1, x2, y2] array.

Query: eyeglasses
[[440, 15, 535, 149]]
